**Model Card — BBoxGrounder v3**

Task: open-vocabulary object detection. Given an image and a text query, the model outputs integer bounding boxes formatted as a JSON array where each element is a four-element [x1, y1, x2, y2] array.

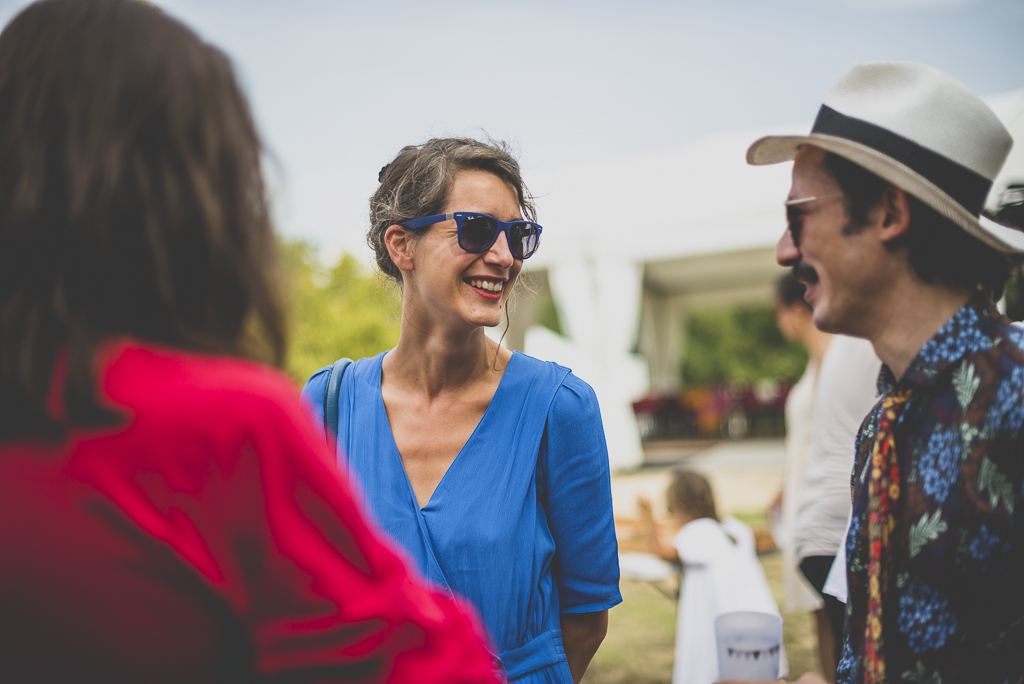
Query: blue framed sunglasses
[[399, 212, 543, 259]]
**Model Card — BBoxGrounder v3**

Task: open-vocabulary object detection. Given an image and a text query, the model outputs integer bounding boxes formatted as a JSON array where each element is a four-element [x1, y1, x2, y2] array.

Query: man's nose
[[775, 229, 800, 267]]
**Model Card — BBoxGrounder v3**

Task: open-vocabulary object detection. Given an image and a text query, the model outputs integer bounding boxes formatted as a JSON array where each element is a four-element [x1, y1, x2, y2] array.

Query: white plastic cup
[[714, 611, 783, 681]]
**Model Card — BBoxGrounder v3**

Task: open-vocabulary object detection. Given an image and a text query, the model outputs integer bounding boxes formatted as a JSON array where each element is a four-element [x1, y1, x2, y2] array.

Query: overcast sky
[[1, 0, 1022, 261]]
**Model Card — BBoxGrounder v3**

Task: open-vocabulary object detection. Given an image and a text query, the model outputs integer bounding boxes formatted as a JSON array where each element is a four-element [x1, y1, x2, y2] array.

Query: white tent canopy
[[517, 89, 1024, 471]]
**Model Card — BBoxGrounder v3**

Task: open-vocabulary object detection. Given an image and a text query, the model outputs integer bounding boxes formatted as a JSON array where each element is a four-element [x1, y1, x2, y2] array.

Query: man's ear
[[879, 185, 911, 243], [384, 225, 415, 273]]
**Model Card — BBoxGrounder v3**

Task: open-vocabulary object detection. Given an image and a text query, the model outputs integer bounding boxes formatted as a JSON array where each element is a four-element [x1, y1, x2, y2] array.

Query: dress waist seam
[[499, 628, 565, 681]]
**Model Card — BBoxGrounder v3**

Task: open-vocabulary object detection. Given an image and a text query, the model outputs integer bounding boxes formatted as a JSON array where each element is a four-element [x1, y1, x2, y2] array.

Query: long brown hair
[[0, 0, 286, 442]]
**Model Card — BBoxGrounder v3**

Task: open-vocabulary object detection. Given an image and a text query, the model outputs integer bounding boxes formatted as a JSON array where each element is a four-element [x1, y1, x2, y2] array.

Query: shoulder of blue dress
[[301, 352, 386, 399], [558, 368, 597, 398], [300, 364, 333, 406], [352, 350, 387, 372], [508, 350, 587, 402], [333, 351, 387, 387], [509, 349, 568, 376], [553, 375, 602, 426]]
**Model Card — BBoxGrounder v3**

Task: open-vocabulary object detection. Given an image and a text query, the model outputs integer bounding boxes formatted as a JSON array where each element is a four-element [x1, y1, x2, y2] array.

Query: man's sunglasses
[[784, 194, 842, 247], [399, 212, 542, 259]]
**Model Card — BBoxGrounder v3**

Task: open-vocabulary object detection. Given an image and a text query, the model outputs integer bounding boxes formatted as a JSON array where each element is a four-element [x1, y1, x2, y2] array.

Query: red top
[[0, 342, 499, 683]]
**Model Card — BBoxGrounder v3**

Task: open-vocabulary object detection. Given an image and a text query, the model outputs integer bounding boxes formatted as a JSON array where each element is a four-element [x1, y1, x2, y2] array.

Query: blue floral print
[[916, 305, 991, 368], [919, 429, 960, 503], [898, 581, 958, 653], [836, 639, 857, 682], [839, 297, 1024, 684], [1004, 325, 1024, 349], [988, 364, 1024, 433], [967, 524, 1000, 561]]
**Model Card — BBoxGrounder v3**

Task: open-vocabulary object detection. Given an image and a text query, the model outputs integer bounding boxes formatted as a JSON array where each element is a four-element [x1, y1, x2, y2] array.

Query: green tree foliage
[[279, 241, 401, 383], [681, 305, 808, 386]]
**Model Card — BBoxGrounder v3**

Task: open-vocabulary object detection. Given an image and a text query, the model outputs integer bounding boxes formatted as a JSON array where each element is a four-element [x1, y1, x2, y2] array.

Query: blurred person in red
[[0, 1, 499, 682]]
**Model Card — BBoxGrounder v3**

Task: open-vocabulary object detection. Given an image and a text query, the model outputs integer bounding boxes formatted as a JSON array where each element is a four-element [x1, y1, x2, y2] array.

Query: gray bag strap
[[322, 358, 352, 454]]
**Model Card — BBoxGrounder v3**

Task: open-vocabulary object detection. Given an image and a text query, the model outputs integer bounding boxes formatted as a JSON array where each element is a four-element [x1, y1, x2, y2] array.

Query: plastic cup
[[714, 611, 783, 681]]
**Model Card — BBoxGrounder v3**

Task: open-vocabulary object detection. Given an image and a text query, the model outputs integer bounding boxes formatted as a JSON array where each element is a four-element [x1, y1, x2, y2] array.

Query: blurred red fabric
[[0, 341, 499, 684]]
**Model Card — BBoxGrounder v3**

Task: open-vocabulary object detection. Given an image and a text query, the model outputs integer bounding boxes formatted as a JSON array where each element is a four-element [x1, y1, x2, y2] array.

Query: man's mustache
[[792, 264, 818, 283]]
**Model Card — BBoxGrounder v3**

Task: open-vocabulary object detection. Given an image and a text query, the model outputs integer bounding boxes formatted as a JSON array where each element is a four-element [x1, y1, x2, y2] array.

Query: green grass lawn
[[584, 512, 823, 684]]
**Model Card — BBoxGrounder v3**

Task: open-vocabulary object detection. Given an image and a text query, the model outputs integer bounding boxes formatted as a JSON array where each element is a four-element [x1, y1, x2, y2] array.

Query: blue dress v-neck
[[302, 351, 621, 682]]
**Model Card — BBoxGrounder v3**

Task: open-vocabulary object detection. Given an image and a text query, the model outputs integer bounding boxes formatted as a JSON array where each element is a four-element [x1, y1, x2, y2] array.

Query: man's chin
[[811, 306, 842, 334]]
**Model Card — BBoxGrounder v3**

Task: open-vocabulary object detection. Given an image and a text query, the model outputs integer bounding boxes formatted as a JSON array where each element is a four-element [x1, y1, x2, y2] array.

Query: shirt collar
[[877, 294, 999, 394]]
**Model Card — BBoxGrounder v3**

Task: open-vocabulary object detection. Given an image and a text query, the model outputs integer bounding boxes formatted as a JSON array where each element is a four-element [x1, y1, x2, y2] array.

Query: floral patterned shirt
[[838, 297, 1024, 684]]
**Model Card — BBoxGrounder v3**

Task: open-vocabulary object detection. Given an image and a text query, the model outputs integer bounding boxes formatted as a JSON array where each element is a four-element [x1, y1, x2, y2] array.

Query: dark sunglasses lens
[[785, 206, 802, 247], [510, 224, 540, 258], [460, 214, 498, 251]]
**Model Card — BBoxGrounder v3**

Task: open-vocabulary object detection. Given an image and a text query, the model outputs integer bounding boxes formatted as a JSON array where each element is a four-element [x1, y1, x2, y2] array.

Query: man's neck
[[865, 281, 972, 381]]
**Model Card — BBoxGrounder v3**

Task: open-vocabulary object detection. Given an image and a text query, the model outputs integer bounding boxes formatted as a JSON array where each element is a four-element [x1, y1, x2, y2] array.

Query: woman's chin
[[462, 309, 504, 330], [477, 316, 504, 330]]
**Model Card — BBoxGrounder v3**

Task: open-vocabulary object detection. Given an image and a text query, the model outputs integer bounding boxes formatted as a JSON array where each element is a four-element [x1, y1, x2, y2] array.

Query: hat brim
[[747, 133, 1024, 255]]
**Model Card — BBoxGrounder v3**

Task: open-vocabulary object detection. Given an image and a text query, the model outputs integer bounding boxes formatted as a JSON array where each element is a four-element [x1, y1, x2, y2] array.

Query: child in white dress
[[638, 470, 786, 684]]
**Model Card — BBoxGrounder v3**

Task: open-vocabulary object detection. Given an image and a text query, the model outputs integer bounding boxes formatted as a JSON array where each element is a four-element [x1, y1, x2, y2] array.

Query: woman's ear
[[384, 225, 415, 273]]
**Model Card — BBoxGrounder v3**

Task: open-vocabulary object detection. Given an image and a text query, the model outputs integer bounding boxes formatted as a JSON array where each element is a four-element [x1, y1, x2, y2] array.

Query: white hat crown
[[823, 62, 1011, 181], [747, 61, 1022, 253]]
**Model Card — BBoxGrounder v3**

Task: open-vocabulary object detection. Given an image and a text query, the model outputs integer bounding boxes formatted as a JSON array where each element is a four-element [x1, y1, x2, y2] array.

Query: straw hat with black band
[[747, 62, 1022, 254]]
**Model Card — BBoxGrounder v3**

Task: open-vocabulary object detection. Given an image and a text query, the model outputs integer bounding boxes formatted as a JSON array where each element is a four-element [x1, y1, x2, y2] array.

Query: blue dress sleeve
[[542, 373, 622, 614], [299, 365, 332, 444]]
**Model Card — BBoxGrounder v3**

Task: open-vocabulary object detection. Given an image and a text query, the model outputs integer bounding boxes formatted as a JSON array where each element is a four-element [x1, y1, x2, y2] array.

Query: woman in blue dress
[[302, 138, 621, 683]]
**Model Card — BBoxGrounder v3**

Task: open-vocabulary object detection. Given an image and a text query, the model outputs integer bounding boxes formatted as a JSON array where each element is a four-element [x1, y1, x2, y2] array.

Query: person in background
[[302, 138, 621, 684], [768, 272, 835, 679], [639, 470, 785, 684], [991, 183, 1024, 230], [0, 2, 498, 682], [785, 332, 880, 680], [991, 183, 1024, 322], [740, 61, 1024, 684]]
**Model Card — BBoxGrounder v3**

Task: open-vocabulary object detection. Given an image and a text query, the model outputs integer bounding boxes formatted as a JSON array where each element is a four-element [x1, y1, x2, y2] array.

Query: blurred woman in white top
[[639, 470, 784, 684]]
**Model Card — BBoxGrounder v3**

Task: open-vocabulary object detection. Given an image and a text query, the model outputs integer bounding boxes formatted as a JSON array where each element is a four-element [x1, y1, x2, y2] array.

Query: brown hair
[[822, 152, 1017, 299], [0, 0, 285, 442], [368, 137, 536, 284], [666, 469, 719, 522]]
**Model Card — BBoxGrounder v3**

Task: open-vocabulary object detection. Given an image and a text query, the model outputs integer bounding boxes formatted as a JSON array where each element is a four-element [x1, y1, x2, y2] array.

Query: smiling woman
[[302, 137, 623, 684]]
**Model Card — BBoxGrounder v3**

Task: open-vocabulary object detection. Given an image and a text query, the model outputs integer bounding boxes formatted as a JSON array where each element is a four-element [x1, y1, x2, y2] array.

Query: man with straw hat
[[740, 63, 1024, 684]]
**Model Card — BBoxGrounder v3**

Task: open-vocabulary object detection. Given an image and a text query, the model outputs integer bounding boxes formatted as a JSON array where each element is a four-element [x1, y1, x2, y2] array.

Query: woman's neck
[[385, 313, 509, 398]]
